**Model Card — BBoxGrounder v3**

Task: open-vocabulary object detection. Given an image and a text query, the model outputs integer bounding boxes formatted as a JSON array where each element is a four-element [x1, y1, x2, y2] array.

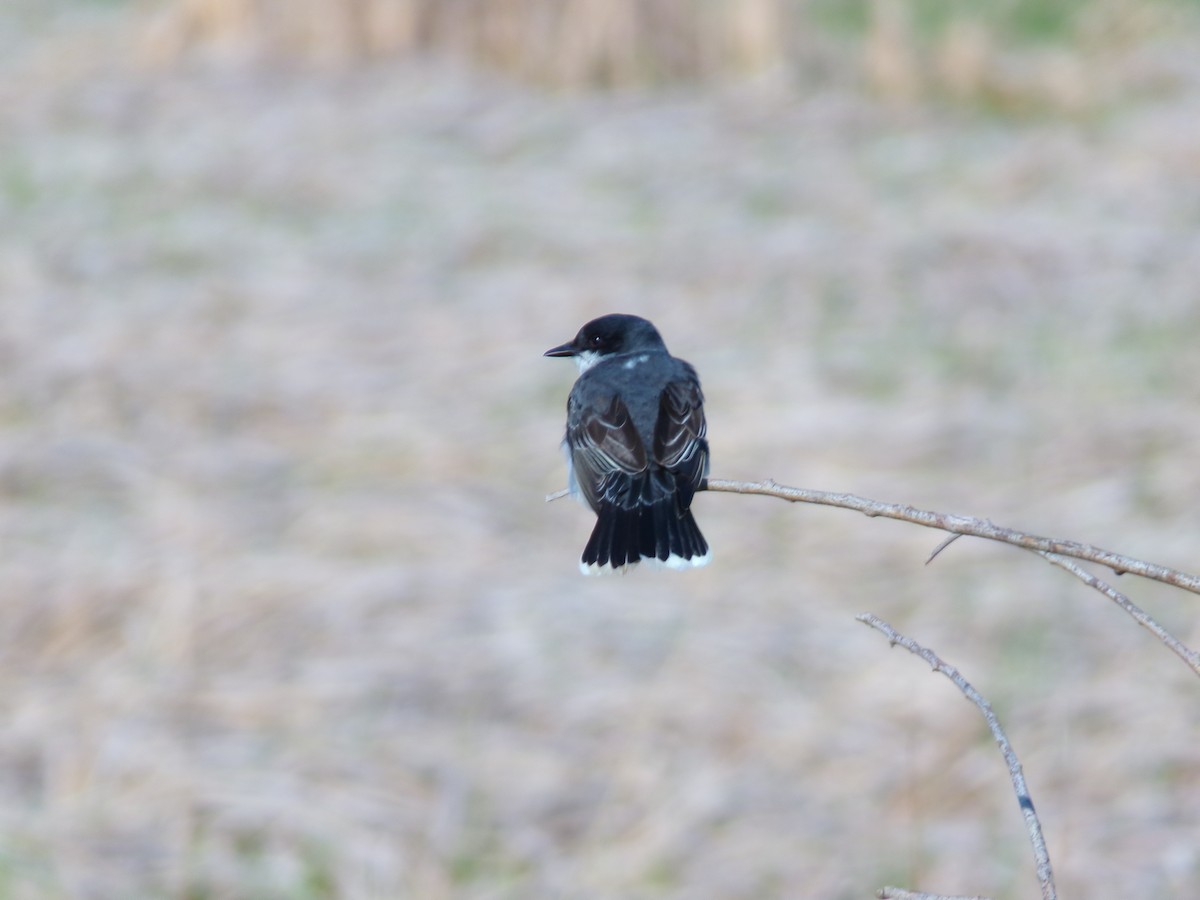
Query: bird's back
[[570, 351, 700, 456]]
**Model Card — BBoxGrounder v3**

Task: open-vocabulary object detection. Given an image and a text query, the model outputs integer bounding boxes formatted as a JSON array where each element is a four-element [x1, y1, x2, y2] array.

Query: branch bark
[[859, 614, 1056, 900]]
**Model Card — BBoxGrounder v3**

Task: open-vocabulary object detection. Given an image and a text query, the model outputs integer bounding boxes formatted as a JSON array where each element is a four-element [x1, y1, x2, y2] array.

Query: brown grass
[[140, 0, 790, 85], [2, 1, 1200, 897], [136, 0, 1200, 111]]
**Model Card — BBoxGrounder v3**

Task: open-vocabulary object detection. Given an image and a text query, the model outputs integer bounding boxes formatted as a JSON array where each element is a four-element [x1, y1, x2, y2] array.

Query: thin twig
[[878, 889, 991, 900], [545, 487, 571, 502], [858, 614, 1057, 900], [925, 533, 964, 565], [1040, 552, 1200, 675], [705, 479, 1200, 596]]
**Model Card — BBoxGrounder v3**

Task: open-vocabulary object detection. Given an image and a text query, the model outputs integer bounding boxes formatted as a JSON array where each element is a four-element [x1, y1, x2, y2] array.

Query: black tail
[[580, 491, 709, 575]]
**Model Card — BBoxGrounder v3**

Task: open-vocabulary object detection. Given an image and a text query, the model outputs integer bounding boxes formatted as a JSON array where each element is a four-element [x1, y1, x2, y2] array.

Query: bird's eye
[[590, 335, 604, 347]]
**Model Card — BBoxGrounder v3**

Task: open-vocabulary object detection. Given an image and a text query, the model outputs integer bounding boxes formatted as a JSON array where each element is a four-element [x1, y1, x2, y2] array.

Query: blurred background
[[2, 0, 1199, 897]]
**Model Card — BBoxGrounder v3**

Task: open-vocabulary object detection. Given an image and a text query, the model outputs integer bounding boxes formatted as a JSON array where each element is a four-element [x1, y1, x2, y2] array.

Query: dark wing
[[567, 394, 648, 512], [652, 375, 708, 510]]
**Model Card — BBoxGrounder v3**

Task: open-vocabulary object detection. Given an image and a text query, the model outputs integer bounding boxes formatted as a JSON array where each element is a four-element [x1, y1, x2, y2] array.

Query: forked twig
[[858, 614, 1057, 900], [704, 479, 1200, 596], [701, 478, 1200, 677], [1040, 552, 1200, 675]]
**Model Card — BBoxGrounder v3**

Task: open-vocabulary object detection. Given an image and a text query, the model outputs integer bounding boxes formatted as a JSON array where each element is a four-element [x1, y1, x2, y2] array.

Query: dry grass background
[[2, 1, 1200, 897]]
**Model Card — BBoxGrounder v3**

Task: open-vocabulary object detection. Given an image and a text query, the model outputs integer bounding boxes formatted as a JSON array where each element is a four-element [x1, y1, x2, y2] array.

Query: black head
[[544, 314, 666, 362]]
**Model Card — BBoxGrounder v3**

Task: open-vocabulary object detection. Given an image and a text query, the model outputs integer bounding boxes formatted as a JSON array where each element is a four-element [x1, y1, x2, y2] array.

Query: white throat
[[574, 351, 601, 373]]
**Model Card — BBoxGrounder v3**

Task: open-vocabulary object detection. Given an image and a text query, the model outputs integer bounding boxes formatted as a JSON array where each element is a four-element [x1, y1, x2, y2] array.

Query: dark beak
[[544, 341, 576, 358]]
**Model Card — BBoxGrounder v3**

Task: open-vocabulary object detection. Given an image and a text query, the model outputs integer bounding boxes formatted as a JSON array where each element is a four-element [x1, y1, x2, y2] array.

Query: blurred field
[[2, 1, 1200, 898]]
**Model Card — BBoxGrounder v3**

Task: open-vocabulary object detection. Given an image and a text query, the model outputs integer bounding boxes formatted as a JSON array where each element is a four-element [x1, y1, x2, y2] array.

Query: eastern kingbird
[[545, 314, 710, 575]]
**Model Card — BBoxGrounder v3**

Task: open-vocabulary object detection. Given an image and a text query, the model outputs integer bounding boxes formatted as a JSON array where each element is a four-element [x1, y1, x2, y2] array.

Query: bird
[[544, 314, 710, 575]]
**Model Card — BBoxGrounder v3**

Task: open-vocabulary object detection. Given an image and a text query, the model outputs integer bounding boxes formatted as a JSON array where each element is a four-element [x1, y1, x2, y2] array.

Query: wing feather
[[568, 395, 648, 511], [653, 378, 706, 467], [652, 376, 708, 510]]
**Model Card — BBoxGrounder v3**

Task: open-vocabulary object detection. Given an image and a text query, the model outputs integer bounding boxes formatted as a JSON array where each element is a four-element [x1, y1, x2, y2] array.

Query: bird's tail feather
[[581, 498, 709, 575]]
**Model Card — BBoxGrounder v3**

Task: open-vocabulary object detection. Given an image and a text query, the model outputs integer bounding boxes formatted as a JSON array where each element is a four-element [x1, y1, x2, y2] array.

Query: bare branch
[[878, 889, 991, 900], [705, 479, 1200, 596], [858, 614, 1057, 900], [1040, 552, 1200, 676], [545, 487, 571, 502]]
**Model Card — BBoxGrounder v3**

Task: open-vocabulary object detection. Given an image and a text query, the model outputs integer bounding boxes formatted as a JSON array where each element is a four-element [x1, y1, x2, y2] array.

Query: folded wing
[[568, 395, 648, 512], [653, 377, 708, 510]]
